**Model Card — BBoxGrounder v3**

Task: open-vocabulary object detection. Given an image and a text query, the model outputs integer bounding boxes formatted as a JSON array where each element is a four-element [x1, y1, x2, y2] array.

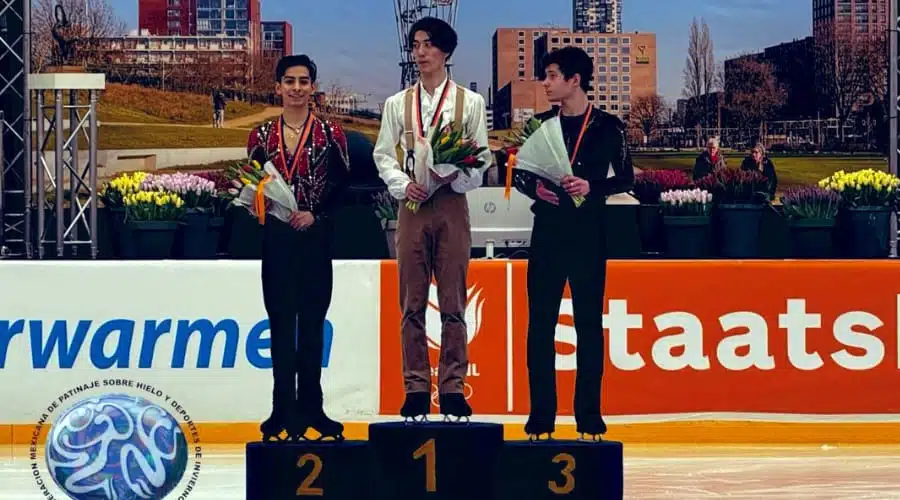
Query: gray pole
[[890, 0, 898, 257]]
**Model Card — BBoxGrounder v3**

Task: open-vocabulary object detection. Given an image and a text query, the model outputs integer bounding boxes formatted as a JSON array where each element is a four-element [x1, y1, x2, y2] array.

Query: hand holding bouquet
[[405, 115, 488, 213], [503, 116, 585, 208], [229, 160, 298, 224]]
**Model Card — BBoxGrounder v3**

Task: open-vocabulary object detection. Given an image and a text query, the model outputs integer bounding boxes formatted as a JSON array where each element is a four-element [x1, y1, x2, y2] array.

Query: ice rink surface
[[3, 444, 900, 499]]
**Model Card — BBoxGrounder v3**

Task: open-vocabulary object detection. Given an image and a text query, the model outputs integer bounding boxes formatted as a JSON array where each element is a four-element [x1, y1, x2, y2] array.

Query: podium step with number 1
[[369, 421, 504, 500]]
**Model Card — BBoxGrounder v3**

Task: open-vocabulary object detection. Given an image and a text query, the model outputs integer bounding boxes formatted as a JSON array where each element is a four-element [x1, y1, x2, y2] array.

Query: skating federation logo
[[425, 282, 487, 349], [45, 393, 189, 499]]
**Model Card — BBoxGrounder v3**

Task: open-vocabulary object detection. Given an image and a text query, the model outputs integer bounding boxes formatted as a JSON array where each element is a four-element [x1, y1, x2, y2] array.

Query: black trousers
[[261, 217, 334, 416], [526, 206, 607, 424]]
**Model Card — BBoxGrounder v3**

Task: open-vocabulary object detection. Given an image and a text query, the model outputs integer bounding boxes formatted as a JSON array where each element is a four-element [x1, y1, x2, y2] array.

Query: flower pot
[[663, 215, 711, 258], [637, 204, 663, 254], [179, 209, 220, 259], [384, 220, 398, 259], [128, 220, 179, 259], [227, 206, 263, 259], [717, 203, 765, 258], [846, 206, 892, 258], [109, 207, 137, 259], [787, 218, 836, 258]]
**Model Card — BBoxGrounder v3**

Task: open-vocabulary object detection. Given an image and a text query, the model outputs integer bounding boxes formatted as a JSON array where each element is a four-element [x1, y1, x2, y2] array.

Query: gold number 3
[[548, 452, 575, 494], [296, 453, 324, 496], [413, 438, 437, 492]]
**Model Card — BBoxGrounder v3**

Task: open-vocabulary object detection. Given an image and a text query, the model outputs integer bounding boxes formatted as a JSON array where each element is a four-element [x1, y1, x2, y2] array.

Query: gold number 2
[[548, 452, 576, 494], [296, 453, 324, 496], [413, 438, 437, 492]]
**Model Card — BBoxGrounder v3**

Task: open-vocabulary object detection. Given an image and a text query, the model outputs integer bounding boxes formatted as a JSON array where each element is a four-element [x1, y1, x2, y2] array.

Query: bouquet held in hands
[[505, 116, 587, 207], [227, 159, 298, 224], [405, 114, 489, 213]]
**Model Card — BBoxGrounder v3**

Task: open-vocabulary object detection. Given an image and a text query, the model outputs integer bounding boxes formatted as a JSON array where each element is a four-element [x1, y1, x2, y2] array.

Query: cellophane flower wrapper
[[507, 117, 584, 207], [232, 161, 298, 223]]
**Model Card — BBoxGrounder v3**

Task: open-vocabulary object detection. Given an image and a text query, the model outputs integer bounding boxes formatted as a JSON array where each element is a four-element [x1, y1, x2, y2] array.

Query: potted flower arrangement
[[632, 169, 692, 254], [697, 168, 770, 258], [99, 171, 148, 258], [373, 191, 399, 258], [195, 169, 235, 257], [143, 172, 219, 259], [780, 186, 841, 258], [123, 188, 186, 259], [819, 169, 900, 258], [660, 188, 713, 258]]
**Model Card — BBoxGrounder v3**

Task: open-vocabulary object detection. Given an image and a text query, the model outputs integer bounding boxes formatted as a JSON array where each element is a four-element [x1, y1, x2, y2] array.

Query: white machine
[[466, 185, 639, 259], [466, 187, 534, 258]]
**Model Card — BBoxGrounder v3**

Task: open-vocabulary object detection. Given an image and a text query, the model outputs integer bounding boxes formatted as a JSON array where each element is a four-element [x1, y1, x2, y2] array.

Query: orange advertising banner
[[379, 260, 900, 417]]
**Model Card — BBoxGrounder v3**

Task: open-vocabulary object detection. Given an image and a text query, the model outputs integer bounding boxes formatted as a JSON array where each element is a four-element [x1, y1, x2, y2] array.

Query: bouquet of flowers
[[633, 169, 692, 204], [660, 188, 713, 216], [503, 116, 585, 207], [818, 169, 900, 208], [780, 186, 841, 220], [230, 160, 298, 224], [123, 190, 186, 222], [405, 115, 489, 213]]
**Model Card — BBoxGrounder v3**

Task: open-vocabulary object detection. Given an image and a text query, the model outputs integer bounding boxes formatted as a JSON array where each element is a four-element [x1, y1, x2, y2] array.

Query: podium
[[369, 421, 504, 500], [496, 440, 624, 499], [245, 440, 370, 499]]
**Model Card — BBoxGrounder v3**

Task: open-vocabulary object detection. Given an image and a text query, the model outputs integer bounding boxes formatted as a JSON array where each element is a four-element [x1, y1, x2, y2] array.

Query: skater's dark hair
[[541, 46, 593, 92], [276, 54, 318, 83], [408, 17, 458, 58]]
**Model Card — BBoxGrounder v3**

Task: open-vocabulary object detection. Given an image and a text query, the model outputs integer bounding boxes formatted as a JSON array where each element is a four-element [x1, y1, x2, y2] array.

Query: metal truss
[[892, 0, 898, 257], [394, 0, 459, 90], [32, 78, 102, 259], [0, 0, 31, 258]]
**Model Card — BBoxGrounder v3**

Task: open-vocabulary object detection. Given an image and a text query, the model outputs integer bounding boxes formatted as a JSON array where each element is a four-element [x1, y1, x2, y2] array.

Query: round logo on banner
[[44, 393, 189, 500]]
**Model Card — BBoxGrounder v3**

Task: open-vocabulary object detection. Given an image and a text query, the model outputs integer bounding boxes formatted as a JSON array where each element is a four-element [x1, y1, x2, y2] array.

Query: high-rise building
[[262, 21, 293, 58], [491, 27, 656, 127], [573, 0, 621, 33], [813, 0, 888, 37], [138, 0, 262, 55], [139, 0, 197, 36]]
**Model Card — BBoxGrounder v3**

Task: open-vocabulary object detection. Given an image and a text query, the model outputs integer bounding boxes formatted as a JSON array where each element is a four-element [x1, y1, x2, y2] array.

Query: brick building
[[492, 27, 657, 128], [262, 21, 293, 58]]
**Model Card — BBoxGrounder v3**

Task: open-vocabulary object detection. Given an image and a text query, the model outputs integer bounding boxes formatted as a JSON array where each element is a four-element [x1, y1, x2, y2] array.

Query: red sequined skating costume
[[249, 116, 350, 441]]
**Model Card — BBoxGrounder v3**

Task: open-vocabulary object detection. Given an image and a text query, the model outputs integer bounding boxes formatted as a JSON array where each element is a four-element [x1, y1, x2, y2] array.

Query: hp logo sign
[[484, 202, 496, 214]]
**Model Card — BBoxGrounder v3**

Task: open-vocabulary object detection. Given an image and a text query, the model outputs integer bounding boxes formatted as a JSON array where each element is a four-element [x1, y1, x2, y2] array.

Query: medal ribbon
[[277, 113, 315, 180], [415, 81, 452, 139]]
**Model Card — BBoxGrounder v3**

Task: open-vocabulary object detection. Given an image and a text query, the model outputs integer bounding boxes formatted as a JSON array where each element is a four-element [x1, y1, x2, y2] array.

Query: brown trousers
[[396, 185, 471, 395]]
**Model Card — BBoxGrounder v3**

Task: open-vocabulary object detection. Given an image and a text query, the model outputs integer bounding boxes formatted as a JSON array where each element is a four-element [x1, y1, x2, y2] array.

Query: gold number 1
[[413, 438, 437, 492], [548, 452, 575, 494], [296, 453, 324, 496]]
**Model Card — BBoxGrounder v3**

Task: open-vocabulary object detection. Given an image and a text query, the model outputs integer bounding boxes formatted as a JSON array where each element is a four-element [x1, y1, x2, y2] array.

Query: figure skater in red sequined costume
[[247, 55, 351, 442]]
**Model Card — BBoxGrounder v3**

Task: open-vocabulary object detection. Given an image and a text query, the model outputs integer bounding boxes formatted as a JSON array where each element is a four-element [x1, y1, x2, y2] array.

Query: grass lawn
[[632, 152, 888, 191], [36, 125, 249, 151], [41, 83, 268, 125]]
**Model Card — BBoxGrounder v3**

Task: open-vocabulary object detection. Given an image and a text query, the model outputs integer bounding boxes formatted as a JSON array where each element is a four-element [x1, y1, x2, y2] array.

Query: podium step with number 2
[[497, 440, 624, 499], [245, 440, 370, 499], [369, 421, 505, 500]]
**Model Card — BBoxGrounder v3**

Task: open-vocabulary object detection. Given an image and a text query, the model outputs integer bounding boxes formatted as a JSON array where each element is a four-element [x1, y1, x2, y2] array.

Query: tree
[[31, 0, 126, 72], [815, 29, 879, 141], [682, 17, 716, 127], [628, 94, 667, 145], [725, 57, 786, 144]]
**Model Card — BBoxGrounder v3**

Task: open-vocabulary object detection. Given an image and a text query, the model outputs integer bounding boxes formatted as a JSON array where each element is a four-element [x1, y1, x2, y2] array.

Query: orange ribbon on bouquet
[[254, 175, 273, 225]]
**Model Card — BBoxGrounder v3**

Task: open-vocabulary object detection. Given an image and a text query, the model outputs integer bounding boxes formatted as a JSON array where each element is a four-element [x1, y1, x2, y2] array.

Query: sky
[[112, 0, 812, 110]]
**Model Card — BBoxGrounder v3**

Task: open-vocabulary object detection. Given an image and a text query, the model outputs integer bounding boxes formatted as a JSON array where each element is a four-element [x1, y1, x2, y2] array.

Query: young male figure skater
[[247, 54, 351, 441], [373, 17, 492, 421], [512, 46, 634, 440]]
